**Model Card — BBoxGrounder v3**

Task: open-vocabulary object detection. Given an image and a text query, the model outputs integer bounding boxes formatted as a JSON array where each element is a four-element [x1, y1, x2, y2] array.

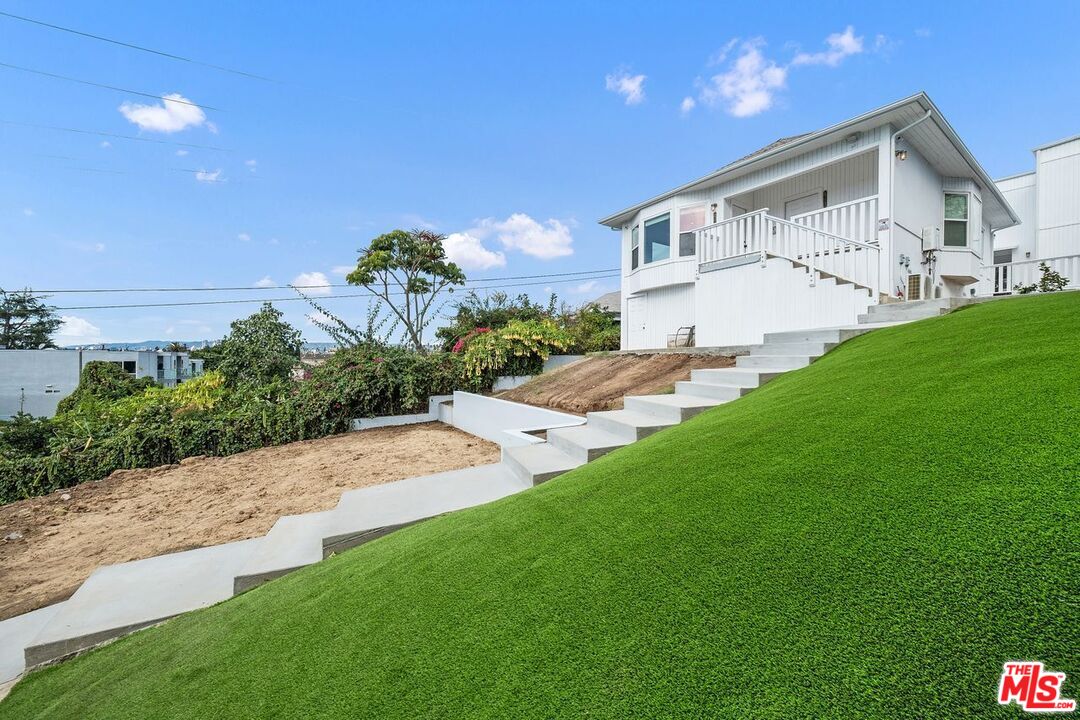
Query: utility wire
[[32, 269, 620, 294], [50, 275, 620, 310], [0, 61, 220, 111], [0, 119, 231, 151], [0, 10, 276, 83]]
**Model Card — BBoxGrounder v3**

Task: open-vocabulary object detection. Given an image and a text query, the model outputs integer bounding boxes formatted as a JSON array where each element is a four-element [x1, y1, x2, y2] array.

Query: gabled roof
[[598, 92, 1020, 231]]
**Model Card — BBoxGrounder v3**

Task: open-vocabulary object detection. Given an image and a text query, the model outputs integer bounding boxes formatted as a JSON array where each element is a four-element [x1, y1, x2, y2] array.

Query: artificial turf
[[2, 293, 1077, 719]]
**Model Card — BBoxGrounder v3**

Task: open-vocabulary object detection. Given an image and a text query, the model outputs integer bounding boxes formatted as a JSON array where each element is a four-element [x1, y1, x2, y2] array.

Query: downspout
[[889, 108, 932, 299]]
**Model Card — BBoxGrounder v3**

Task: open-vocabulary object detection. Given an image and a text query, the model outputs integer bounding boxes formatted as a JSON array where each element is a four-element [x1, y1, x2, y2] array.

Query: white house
[[599, 93, 1021, 350], [991, 134, 1080, 293], [0, 349, 203, 419]]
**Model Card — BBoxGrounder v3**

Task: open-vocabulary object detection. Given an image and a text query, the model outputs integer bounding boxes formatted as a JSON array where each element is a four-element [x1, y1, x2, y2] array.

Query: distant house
[[0, 349, 203, 419], [598, 92, 1021, 350], [992, 134, 1080, 293], [590, 291, 621, 322]]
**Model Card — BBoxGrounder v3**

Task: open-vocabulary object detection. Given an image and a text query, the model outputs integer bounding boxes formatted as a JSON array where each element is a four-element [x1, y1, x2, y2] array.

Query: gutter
[[889, 109, 932, 297]]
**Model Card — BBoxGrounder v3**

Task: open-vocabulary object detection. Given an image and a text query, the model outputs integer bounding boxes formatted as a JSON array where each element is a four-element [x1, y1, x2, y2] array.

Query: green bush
[[561, 303, 620, 353], [460, 318, 573, 379], [55, 362, 154, 415]]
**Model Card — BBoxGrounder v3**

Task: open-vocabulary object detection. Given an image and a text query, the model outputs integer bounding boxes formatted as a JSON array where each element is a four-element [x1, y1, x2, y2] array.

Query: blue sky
[[1, 1, 1077, 344]]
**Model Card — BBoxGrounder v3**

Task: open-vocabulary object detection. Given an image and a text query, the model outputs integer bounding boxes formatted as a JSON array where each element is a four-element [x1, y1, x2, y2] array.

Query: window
[[993, 248, 1013, 265], [630, 225, 640, 270], [644, 213, 670, 264], [679, 205, 707, 257], [943, 193, 968, 247]]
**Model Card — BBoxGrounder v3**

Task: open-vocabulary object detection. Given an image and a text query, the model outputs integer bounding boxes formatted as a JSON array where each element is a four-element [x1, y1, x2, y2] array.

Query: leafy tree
[[345, 229, 466, 352], [55, 361, 155, 414], [215, 303, 303, 387], [559, 302, 621, 353], [165, 341, 188, 352], [0, 288, 62, 349], [190, 344, 223, 372]]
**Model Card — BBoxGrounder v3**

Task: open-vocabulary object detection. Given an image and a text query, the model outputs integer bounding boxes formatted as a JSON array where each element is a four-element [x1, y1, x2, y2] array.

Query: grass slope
[[3, 294, 1077, 719]]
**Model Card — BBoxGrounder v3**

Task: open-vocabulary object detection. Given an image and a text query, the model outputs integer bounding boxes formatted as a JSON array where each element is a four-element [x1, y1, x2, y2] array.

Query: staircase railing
[[695, 209, 881, 295], [790, 195, 879, 245], [991, 254, 1080, 295]]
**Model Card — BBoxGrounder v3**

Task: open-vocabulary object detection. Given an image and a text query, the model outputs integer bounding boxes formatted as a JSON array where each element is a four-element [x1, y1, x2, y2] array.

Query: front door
[[627, 295, 647, 349]]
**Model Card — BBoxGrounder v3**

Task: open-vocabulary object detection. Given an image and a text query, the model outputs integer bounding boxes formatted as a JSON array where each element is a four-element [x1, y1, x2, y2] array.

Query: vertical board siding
[[626, 284, 696, 350], [1036, 138, 1080, 258], [748, 150, 878, 217], [993, 174, 1037, 258]]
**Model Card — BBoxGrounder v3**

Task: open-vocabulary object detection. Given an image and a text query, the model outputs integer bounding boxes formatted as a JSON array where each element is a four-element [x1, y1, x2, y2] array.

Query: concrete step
[[546, 425, 631, 462], [762, 327, 873, 344], [502, 443, 584, 485], [25, 538, 263, 669], [623, 393, 727, 422], [750, 341, 835, 356], [235, 464, 529, 593], [585, 409, 679, 442], [736, 354, 813, 370], [674, 380, 745, 401], [690, 367, 786, 388]]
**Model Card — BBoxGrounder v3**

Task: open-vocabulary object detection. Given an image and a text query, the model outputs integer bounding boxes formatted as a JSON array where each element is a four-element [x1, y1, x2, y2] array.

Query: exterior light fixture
[[895, 149, 908, 160]]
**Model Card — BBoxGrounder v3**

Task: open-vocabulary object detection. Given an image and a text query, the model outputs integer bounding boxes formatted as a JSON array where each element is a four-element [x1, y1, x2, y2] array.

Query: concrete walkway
[[0, 297, 963, 687]]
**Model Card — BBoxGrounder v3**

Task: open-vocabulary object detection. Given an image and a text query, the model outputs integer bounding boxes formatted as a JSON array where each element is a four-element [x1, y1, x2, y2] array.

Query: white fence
[[991, 254, 1080, 294], [791, 195, 879, 245], [696, 209, 881, 295]]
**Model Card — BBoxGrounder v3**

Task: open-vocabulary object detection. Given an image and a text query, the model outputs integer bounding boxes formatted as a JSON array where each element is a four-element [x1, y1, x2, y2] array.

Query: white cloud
[[22, 208, 34, 217], [118, 93, 207, 133], [175, 149, 189, 156], [253, 276, 275, 288], [680, 96, 696, 114], [72, 241, 106, 253], [792, 26, 864, 67], [245, 159, 257, 173], [707, 38, 740, 67], [443, 232, 507, 270], [331, 265, 355, 276], [291, 271, 332, 295], [195, 169, 223, 183], [699, 38, 788, 117], [237, 232, 251, 242], [55, 316, 102, 346], [474, 213, 574, 260], [605, 68, 646, 105], [99, 140, 111, 149], [268, 237, 279, 245], [571, 280, 601, 294]]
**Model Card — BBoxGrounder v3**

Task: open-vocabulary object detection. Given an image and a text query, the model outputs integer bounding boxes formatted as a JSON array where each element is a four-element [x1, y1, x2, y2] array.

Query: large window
[[943, 193, 968, 247], [644, 213, 670, 264], [630, 225, 640, 270], [678, 205, 707, 257]]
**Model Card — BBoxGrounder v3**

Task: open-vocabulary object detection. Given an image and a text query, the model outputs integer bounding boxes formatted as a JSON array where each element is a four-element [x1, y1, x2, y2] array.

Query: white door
[[784, 191, 824, 220], [627, 295, 647, 349]]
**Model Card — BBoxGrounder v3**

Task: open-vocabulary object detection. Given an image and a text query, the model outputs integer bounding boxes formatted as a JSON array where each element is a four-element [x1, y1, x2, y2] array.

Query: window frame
[[643, 212, 672, 265], [678, 203, 707, 258], [943, 192, 970, 248], [630, 225, 640, 270]]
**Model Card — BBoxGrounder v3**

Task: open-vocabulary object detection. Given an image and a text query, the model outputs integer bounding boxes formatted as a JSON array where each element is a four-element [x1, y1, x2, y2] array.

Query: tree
[[215, 303, 303, 387], [345, 229, 466, 352], [435, 290, 556, 351], [0, 288, 62, 349], [165, 341, 188, 352]]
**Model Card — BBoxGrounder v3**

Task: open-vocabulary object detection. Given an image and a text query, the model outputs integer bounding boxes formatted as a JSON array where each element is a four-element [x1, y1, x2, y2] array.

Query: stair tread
[[587, 409, 679, 429], [624, 393, 726, 408], [547, 425, 630, 451], [504, 443, 584, 474]]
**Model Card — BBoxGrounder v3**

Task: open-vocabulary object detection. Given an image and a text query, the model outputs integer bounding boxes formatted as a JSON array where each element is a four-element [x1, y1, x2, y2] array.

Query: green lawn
[[3, 293, 1077, 719]]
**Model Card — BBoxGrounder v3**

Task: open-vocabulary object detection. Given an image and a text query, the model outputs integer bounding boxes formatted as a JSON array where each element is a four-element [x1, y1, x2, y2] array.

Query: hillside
[[2, 293, 1077, 719]]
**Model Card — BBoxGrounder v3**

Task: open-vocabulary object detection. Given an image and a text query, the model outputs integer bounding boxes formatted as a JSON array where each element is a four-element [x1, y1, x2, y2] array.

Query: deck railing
[[991, 254, 1080, 294], [696, 209, 881, 295], [790, 195, 879, 245]]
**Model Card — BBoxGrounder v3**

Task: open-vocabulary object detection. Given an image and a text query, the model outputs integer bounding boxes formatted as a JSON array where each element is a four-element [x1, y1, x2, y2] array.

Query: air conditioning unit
[[921, 226, 942, 251]]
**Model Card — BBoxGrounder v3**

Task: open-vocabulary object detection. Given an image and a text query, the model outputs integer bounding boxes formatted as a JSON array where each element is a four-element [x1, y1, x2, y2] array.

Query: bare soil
[[0, 423, 499, 621], [497, 353, 736, 414]]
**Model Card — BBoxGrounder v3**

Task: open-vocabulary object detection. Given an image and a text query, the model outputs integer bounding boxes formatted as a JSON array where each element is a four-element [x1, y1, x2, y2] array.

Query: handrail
[[789, 194, 877, 221], [767, 214, 879, 251], [691, 207, 770, 235]]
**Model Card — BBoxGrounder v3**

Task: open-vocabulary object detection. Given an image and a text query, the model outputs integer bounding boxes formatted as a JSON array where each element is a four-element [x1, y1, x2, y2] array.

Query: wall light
[[895, 149, 908, 161]]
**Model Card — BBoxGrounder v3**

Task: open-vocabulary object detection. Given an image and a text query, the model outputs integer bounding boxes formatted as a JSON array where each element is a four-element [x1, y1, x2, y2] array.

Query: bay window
[[678, 205, 707, 257], [644, 213, 670, 263], [630, 225, 640, 270]]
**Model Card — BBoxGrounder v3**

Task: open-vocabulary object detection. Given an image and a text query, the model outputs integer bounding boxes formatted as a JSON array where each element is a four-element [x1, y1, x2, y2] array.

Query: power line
[[0, 61, 220, 111], [49, 275, 621, 310], [32, 269, 621, 294], [1, 119, 231, 151], [0, 10, 276, 83]]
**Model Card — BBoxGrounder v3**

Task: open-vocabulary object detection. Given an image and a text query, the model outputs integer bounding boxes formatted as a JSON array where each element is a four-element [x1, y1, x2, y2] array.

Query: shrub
[[461, 318, 572, 378], [437, 291, 556, 351], [561, 303, 620, 353], [55, 362, 154, 414], [1014, 263, 1070, 294]]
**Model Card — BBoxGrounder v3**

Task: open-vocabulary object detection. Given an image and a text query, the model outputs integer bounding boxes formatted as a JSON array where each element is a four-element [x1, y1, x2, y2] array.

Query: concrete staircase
[[0, 298, 963, 685]]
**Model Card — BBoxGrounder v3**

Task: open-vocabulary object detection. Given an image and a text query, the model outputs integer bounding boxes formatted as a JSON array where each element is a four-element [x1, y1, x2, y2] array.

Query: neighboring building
[[599, 92, 1020, 350], [0, 349, 203, 419], [992, 134, 1080, 293], [590, 291, 621, 322]]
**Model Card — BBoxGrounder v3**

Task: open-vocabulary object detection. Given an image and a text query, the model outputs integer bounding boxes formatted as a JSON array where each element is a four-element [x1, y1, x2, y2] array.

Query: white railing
[[696, 208, 881, 295], [790, 195, 879, 245], [991, 254, 1080, 294]]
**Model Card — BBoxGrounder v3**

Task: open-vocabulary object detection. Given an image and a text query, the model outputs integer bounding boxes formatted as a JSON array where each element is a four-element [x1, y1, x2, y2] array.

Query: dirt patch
[[497, 353, 736, 414], [0, 423, 499, 621]]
